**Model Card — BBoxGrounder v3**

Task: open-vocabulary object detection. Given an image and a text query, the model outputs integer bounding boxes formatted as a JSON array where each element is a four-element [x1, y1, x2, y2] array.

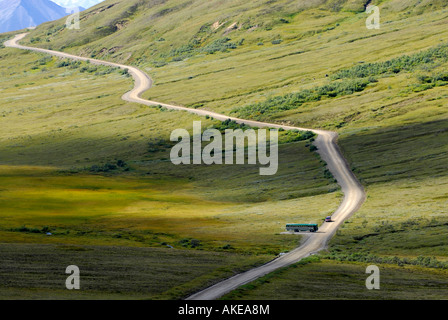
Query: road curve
[[5, 33, 366, 300]]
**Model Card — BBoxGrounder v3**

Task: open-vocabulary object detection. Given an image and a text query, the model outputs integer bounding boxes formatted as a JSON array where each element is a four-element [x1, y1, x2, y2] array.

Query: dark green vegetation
[[2, 0, 448, 299], [323, 251, 448, 269], [0, 35, 11, 49], [334, 119, 448, 258], [222, 256, 448, 300], [0, 243, 269, 300], [332, 43, 448, 80], [236, 41, 448, 120]]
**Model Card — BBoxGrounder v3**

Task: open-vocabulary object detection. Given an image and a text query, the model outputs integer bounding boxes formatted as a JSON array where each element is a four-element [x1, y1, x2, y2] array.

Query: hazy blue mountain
[[0, 0, 68, 33], [50, 0, 104, 9]]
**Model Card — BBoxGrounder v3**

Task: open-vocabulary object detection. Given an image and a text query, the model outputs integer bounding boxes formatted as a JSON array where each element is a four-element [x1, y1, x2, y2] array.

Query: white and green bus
[[286, 224, 318, 233]]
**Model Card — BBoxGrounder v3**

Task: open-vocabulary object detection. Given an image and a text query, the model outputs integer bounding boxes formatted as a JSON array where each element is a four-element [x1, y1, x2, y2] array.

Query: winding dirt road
[[5, 33, 366, 300]]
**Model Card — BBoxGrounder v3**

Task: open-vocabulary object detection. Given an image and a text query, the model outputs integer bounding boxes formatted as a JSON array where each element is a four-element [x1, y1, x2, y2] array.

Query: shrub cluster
[[409, 72, 448, 92], [88, 159, 129, 173], [53, 58, 126, 77], [236, 79, 370, 120], [211, 119, 251, 133], [12, 225, 51, 234], [279, 129, 315, 144], [201, 38, 238, 54], [161, 37, 240, 64], [332, 43, 448, 80], [179, 238, 202, 248]]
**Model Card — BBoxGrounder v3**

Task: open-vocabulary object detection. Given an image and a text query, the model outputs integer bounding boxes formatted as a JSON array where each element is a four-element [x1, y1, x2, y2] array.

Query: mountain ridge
[[0, 0, 68, 33], [50, 0, 104, 9]]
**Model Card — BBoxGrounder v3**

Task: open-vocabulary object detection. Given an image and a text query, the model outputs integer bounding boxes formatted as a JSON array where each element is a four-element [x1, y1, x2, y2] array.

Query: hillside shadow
[[338, 119, 448, 186]]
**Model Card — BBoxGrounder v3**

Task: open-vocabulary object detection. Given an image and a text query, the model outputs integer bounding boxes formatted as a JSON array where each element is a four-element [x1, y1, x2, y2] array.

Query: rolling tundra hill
[[21, 0, 448, 122]]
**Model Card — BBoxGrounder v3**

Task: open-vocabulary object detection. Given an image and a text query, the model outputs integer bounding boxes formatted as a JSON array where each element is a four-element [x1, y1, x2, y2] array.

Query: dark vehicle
[[325, 216, 332, 222]]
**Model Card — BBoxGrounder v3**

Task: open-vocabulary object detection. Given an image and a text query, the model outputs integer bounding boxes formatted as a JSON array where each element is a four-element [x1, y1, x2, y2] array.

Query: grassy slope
[[22, 0, 448, 121], [23, 0, 448, 256], [0, 48, 337, 254], [2, 0, 448, 299], [0, 38, 336, 298]]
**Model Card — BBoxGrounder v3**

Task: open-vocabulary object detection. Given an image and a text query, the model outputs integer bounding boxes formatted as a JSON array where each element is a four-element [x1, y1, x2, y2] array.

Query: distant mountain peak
[[50, 0, 104, 9], [0, 0, 68, 33]]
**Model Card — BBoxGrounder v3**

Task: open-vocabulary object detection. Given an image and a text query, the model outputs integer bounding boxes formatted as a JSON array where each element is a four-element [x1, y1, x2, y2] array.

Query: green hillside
[[1, 0, 448, 299], [0, 42, 337, 299]]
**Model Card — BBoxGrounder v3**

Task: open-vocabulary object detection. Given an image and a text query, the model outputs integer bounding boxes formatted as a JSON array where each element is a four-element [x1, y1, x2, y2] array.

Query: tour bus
[[286, 224, 318, 233]]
